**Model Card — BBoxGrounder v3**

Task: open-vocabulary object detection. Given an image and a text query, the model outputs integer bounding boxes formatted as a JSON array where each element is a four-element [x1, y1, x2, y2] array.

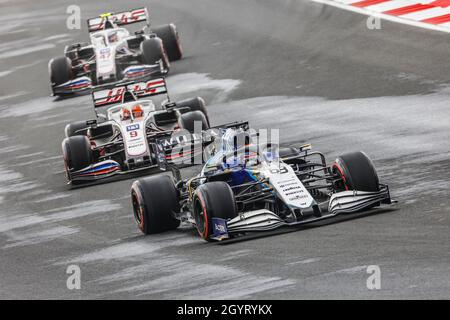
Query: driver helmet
[[120, 108, 131, 121], [221, 129, 258, 168], [132, 104, 144, 119], [108, 31, 119, 43]]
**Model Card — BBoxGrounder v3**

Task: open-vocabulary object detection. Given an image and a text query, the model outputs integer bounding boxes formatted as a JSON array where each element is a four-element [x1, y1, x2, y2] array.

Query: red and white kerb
[[313, 0, 450, 32]]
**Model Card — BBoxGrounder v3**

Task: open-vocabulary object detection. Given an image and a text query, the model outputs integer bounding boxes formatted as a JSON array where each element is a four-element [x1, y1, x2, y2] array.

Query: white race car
[[131, 124, 394, 241], [62, 78, 208, 186], [49, 8, 182, 96]]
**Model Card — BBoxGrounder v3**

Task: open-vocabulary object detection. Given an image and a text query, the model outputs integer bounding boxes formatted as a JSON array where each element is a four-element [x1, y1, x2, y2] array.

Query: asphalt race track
[[0, 0, 449, 299]]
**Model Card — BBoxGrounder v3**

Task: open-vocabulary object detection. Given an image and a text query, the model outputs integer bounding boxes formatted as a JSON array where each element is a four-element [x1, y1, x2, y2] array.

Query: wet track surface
[[0, 0, 449, 299]]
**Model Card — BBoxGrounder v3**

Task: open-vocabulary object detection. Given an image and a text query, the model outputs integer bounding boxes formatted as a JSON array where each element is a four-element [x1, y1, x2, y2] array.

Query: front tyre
[[62, 135, 93, 181], [333, 151, 380, 192], [193, 182, 237, 241], [49, 56, 73, 86], [131, 175, 180, 235]]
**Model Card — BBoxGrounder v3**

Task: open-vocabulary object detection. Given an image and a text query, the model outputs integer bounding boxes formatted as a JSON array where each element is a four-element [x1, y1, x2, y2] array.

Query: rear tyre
[[49, 56, 73, 86], [176, 97, 209, 126], [141, 38, 170, 71], [131, 175, 181, 235], [65, 121, 89, 138], [152, 24, 183, 61], [178, 111, 209, 133], [62, 136, 93, 180], [193, 182, 237, 241], [333, 151, 380, 192], [89, 124, 114, 140]]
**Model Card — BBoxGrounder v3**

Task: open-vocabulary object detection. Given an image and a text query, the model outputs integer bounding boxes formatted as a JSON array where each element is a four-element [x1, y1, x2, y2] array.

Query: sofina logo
[[100, 48, 111, 55], [212, 218, 228, 237], [126, 124, 140, 131], [215, 223, 226, 233]]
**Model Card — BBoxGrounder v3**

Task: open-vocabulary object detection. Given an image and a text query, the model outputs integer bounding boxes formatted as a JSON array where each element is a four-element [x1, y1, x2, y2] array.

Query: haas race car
[[49, 7, 182, 96], [131, 123, 394, 242], [61, 77, 209, 186]]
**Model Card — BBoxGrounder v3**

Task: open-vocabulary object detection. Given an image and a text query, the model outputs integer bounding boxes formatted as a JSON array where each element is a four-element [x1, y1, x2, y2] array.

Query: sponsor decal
[[128, 142, 145, 149], [100, 48, 110, 55], [212, 218, 228, 237], [126, 124, 140, 131]]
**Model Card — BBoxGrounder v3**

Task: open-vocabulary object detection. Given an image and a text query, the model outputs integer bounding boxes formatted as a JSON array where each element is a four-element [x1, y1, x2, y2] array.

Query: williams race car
[[49, 7, 182, 96], [131, 123, 393, 241], [62, 77, 209, 186]]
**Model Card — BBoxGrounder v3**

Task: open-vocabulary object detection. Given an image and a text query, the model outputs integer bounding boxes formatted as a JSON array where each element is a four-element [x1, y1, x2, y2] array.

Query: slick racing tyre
[[193, 182, 237, 241], [65, 121, 89, 138], [131, 175, 181, 235], [88, 124, 114, 140], [141, 38, 170, 71], [49, 56, 73, 86], [152, 24, 183, 61], [178, 111, 209, 133], [333, 151, 380, 192], [176, 97, 210, 126], [62, 136, 93, 180]]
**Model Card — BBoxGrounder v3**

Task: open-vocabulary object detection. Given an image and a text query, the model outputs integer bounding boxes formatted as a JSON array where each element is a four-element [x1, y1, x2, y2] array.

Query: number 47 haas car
[[49, 7, 182, 96], [131, 123, 395, 242], [62, 77, 209, 186]]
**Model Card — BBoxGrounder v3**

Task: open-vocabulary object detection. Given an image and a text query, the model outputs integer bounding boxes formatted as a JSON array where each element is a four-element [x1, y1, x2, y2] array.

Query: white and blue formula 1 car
[[61, 77, 209, 186], [49, 7, 182, 96], [131, 123, 394, 241]]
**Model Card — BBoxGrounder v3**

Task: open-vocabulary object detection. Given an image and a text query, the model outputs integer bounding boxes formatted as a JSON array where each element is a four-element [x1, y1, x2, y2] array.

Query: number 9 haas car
[[62, 78, 209, 186], [131, 123, 394, 242]]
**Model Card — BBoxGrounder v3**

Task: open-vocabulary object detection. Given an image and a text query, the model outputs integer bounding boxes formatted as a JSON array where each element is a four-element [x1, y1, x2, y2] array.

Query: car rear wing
[[87, 8, 149, 33], [92, 78, 168, 108]]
